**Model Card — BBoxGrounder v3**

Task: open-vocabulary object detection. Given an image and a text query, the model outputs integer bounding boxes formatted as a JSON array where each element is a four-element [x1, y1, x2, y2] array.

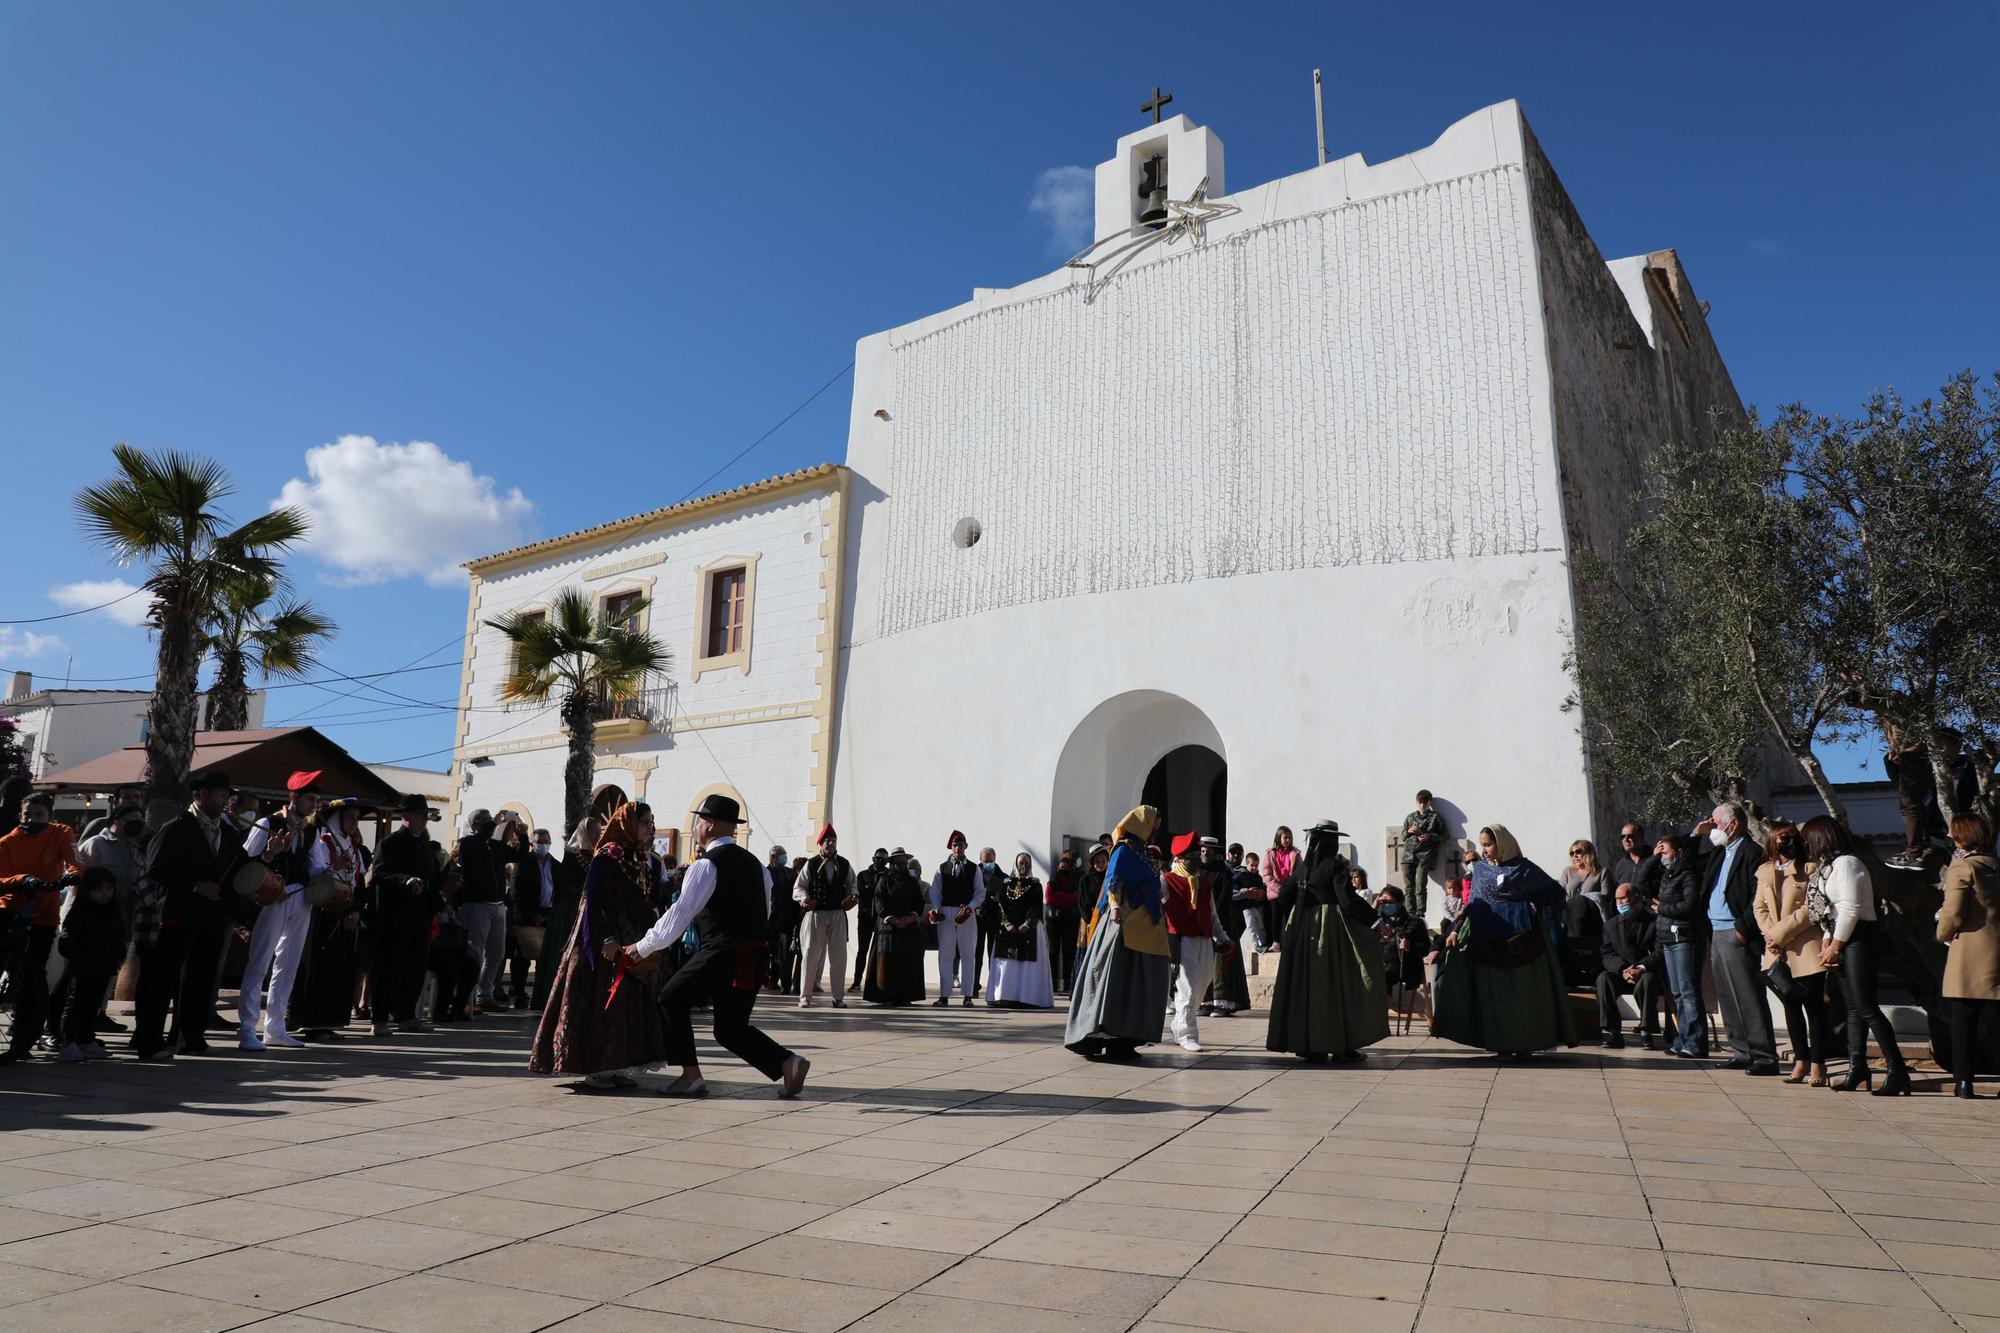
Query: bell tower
[[1093, 104, 1226, 244]]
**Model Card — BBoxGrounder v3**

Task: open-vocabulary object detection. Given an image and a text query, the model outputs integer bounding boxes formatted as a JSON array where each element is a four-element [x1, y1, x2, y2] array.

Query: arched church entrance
[[1050, 691, 1226, 859], [1141, 744, 1227, 849]]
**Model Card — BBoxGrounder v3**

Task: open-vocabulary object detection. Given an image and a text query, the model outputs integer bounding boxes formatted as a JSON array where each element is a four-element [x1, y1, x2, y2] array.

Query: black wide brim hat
[[690, 793, 743, 825], [395, 794, 435, 816]]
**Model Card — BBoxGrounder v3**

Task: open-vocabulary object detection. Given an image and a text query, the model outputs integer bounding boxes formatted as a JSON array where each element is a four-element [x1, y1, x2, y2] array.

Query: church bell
[[1136, 153, 1168, 230]]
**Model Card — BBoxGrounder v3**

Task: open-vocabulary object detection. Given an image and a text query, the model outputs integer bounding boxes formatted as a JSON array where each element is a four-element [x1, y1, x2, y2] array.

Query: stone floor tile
[[1856, 1213, 2000, 1248], [1665, 1252, 1940, 1308], [1879, 1240, 2000, 1280], [3, 1177, 210, 1222], [297, 1272, 592, 1331], [1679, 1286, 1960, 1332], [699, 1167, 893, 1207], [713, 1233, 960, 1291], [1452, 1182, 1654, 1220], [1645, 1198, 1863, 1236], [629, 1187, 837, 1232], [0, 1205, 87, 1245], [0, 1258, 97, 1309], [914, 1255, 1175, 1318], [920, 1164, 1091, 1199], [1913, 1272, 2000, 1317], [262, 1217, 509, 1270], [620, 1266, 899, 1331], [851, 1183, 1057, 1225], [1038, 1199, 1240, 1246], [795, 1204, 1017, 1254], [1425, 1264, 1689, 1328], [1226, 1212, 1442, 1262], [131, 1245, 402, 1311], [1441, 1231, 1671, 1284], [861, 1289, 1135, 1332], [980, 1223, 1210, 1278], [1072, 1176, 1266, 1213], [1146, 1278, 1420, 1333], [472, 1171, 677, 1212], [340, 1159, 533, 1193], [1252, 1188, 1450, 1230], [0, 1221, 234, 1278], [123, 1197, 349, 1245], [535, 1212, 768, 1264], [1656, 1222, 1894, 1268], [436, 1240, 683, 1301], [1446, 1205, 1660, 1249], [0, 1279, 268, 1332], [239, 1177, 454, 1217], [378, 1194, 600, 1239]]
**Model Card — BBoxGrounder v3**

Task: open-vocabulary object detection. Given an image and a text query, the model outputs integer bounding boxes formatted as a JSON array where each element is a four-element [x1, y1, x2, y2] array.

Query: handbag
[[1805, 867, 1835, 929], [1761, 955, 1801, 1004]]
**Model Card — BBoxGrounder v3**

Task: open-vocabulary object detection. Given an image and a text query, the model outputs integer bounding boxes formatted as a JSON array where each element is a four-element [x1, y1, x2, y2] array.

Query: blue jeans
[[1662, 933, 1708, 1055]]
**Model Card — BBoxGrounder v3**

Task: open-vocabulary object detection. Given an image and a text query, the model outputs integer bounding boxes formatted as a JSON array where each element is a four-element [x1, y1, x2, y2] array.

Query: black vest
[[697, 842, 768, 947], [937, 858, 978, 907], [802, 854, 851, 910]]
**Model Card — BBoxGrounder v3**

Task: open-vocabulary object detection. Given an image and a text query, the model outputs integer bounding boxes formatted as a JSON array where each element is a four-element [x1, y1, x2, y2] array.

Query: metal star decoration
[[1064, 176, 1240, 304]]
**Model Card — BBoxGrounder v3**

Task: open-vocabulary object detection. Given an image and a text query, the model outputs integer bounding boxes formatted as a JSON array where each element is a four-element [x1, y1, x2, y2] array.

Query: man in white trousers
[[796, 825, 856, 1008], [928, 831, 984, 1007], [238, 771, 322, 1050], [1163, 831, 1231, 1052]]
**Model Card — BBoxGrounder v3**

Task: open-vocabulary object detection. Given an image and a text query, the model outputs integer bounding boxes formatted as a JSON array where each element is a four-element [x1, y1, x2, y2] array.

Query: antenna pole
[[1313, 69, 1327, 166]]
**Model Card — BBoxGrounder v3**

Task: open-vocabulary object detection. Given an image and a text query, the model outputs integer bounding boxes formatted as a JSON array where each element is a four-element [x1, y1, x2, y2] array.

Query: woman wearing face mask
[[291, 799, 369, 1042], [1751, 819, 1829, 1086], [1801, 816, 1910, 1095], [1651, 832, 1709, 1058], [1431, 824, 1576, 1059]]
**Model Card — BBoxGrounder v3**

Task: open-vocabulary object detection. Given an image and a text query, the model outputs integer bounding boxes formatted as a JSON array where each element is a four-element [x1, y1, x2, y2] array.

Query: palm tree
[[203, 572, 337, 732], [486, 587, 671, 837], [75, 445, 311, 824]]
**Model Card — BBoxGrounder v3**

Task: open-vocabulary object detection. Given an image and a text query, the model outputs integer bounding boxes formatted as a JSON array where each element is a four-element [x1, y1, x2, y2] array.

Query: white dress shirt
[[927, 857, 988, 914], [632, 836, 772, 959]]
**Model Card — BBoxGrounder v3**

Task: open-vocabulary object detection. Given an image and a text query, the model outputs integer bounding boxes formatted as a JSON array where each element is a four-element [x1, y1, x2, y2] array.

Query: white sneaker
[[83, 1042, 111, 1060], [265, 1030, 305, 1049], [1176, 1035, 1202, 1052], [238, 1032, 267, 1052], [831, 999, 846, 1009], [57, 1043, 87, 1063], [798, 995, 812, 1008]]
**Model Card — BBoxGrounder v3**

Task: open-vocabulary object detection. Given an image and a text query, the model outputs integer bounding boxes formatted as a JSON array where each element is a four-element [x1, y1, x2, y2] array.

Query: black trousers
[[62, 966, 112, 1046], [1775, 970, 1832, 1064], [1948, 997, 1995, 1080], [661, 945, 791, 1081], [1594, 967, 1661, 1035], [4, 924, 55, 1056], [373, 913, 434, 1024], [1834, 920, 1906, 1074], [135, 914, 230, 1054], [1048, 908, 1080, 992]]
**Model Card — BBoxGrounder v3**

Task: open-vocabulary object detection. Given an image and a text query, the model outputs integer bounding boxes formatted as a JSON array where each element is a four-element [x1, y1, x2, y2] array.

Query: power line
[[0, 586, 147, 625]]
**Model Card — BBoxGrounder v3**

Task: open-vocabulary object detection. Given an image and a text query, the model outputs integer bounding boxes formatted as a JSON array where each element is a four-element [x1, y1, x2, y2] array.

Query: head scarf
[[1482, 824, 1524, 863], [1112, 805, 1160, 847], [1470, 822, 1562, 909]]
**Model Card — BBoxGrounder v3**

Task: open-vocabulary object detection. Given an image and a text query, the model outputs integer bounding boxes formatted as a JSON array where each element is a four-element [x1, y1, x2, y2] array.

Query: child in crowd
[[57, 866, 127, 1062]]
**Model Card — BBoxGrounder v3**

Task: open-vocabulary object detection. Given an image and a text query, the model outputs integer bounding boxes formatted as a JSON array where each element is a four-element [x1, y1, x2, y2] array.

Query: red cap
[[947, 830, 967, 849], [286, 770, 323, 793], [817, 824, 837, 845], [1170, 831, 1198, 858]]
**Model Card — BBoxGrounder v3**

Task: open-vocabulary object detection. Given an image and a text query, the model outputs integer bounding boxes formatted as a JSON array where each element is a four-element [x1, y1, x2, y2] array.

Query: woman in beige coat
[[1752, 820, 1829, 1086], [1938, 812, 2000, 1099]]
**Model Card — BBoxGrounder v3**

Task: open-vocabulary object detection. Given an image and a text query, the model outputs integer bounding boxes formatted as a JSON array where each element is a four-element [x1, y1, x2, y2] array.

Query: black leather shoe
[[1640, 1035, 1657, 1051], [1872, 1068, 1912, 1097], [1955, 1078, 1977, 1099], [1721, 1056, 1752, 1070], [1746, 1060, 1780, 1077], [931, 997, 949, 1007], [1600, 1035, 1624, 1049], [95, 1013, 128, 1032]]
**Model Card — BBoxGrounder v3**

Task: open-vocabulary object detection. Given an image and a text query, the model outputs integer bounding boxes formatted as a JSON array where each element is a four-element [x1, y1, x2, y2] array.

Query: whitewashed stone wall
[[871, 165, 1546, 642]]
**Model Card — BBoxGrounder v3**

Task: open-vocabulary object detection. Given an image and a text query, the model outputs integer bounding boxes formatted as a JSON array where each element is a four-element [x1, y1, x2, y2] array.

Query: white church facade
[[827, 99, 1740, 907], [447, 97, 1742, 916]]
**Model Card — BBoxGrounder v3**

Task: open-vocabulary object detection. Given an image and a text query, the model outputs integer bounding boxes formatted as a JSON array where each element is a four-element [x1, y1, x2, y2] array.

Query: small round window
[[951, 517, 983, 549]]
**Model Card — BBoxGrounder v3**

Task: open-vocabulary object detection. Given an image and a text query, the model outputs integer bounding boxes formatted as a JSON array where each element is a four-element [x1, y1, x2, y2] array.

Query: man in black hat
[[626, 793, 809, 1098], [366, 794, 444, 1037], [134, 770, 246, 1059]]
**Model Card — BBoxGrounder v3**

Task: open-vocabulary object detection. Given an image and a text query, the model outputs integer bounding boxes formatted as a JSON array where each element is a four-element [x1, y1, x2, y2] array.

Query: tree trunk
[[561, 691, 595, 839], [1794, 748, 1850, 828], [1926, 735, 1963, 829], [206, 648, 250, 732], [145, 599, 203, 828]]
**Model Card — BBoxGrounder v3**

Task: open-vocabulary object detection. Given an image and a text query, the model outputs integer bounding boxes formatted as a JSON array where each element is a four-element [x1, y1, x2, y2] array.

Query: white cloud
[[0, 628, 67, 661], [1028, 165, 1094, 256], [48, 579, 151, 628], [1750, 239, 1785, 258], [275, 435, 534, 587]]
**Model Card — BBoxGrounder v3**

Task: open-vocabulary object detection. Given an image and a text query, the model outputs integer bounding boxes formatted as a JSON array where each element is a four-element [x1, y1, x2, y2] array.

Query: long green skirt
[[1265, 903, 1390, 1056], [1431, 921, 1578, 1053]]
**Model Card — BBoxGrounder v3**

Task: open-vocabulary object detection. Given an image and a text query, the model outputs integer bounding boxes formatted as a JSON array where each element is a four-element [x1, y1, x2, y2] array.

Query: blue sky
[[2, 2, 1995, 780]]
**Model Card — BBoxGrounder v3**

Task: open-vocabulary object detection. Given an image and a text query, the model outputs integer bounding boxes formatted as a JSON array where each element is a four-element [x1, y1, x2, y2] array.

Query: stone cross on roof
[[1140, 85, 1174, 125]]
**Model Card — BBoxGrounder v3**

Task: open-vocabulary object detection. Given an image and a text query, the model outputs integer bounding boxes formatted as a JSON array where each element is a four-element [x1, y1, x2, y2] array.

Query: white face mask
[[1708, 827, 1730, 849]]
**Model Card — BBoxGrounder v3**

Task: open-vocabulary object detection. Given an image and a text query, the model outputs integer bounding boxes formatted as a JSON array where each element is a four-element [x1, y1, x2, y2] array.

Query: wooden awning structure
[[37, 727, 405, 805]]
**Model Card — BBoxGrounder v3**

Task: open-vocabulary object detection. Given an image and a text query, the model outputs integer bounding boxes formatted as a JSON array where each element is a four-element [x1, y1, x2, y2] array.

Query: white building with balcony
[[449, 465, 848, 856]]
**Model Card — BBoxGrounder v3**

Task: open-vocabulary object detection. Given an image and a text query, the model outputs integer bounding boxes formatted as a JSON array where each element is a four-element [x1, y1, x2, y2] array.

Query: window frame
[[691, 553, 760, 681]]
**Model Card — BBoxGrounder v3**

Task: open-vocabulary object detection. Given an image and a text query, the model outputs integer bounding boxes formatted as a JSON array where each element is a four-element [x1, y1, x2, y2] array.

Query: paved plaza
[[0, 1005, 1996, 1332]]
